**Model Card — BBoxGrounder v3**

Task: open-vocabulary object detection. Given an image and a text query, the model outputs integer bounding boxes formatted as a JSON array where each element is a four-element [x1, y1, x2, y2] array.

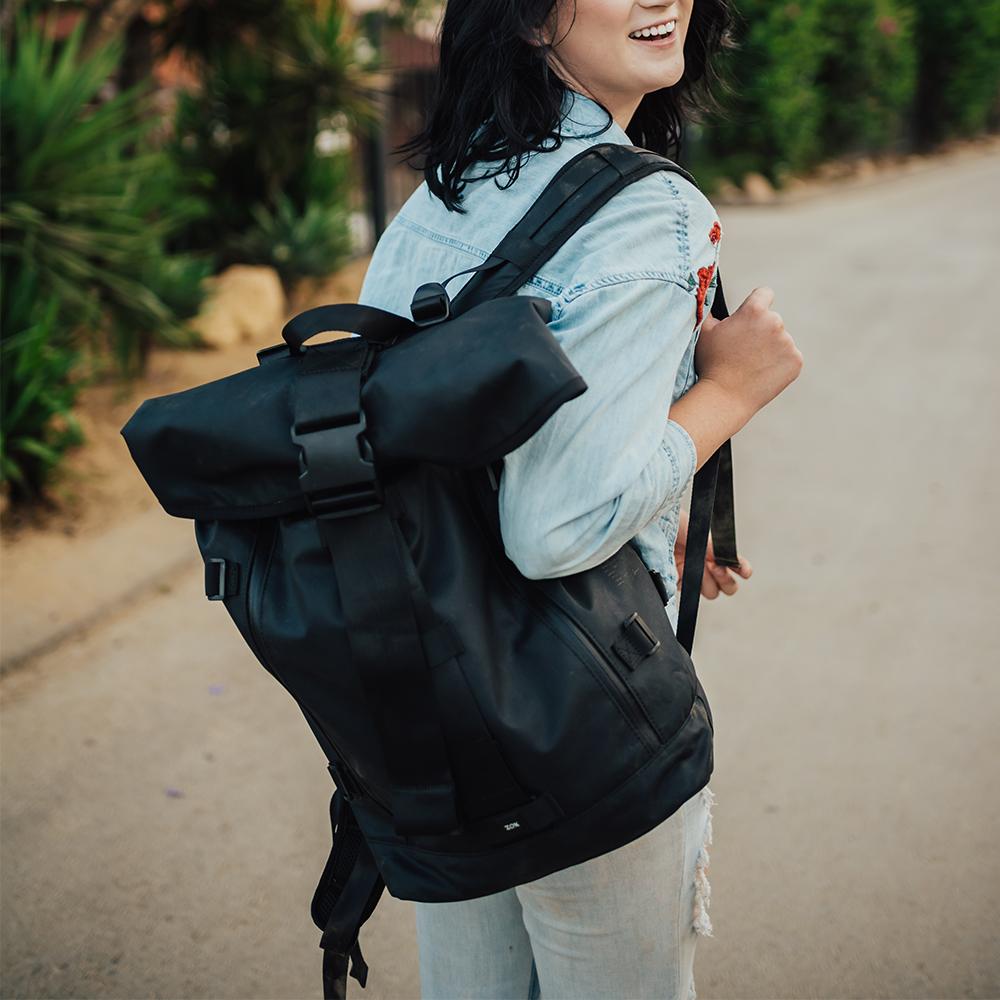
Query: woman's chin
[[629, 62, 685, 94], [637, 74, 684, 95]]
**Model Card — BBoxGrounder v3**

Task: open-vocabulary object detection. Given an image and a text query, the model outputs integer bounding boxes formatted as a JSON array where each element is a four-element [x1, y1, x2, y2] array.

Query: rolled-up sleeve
[[499, 275, 701, 579]]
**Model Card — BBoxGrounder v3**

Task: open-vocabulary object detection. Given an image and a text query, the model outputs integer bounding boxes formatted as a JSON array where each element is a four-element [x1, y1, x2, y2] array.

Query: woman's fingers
[[679, 552, 753, 600], [708, 561, 737, 596]]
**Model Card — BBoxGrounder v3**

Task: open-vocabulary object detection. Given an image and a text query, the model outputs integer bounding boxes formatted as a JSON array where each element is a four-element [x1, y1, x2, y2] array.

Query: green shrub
[[163, 0, 372, 284], [698, 0, 828, 184], [907, 0, 1000, 146], [229, 189, 354, 292], [0, 12, 213, 501], [0, 266, 85, 502], [0, 13, 212, 378], [692, 0, 997, 189], [813, 0, 918, 158]]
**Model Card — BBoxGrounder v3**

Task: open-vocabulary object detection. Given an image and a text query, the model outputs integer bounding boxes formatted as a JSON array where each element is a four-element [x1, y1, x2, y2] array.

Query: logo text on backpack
[[504, 820, 520, 831]]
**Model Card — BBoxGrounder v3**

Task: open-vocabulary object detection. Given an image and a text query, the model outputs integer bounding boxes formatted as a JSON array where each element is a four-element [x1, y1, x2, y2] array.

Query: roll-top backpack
[[120, 142, 739, 999]]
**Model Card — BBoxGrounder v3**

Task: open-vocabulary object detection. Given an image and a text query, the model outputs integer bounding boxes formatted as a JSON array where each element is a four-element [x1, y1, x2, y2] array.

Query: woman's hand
[[674, 505, 753, 599], [694, 286, 803, 421]]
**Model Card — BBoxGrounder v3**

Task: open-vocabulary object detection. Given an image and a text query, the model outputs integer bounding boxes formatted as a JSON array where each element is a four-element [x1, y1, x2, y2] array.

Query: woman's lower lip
[[628, 30, 678, 46]]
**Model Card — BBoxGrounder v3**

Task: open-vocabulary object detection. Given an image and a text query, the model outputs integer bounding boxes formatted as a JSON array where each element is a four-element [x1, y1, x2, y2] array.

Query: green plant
[[0, 10, 214, 501], [0, 266, 86, 502], [0, 12, 211, 378], [813, 0, 918, 158], [907, 0, 1000, 147], [162, 0, 374, 281], [695, 0, 828, 185], [230, 188, 354, 292]]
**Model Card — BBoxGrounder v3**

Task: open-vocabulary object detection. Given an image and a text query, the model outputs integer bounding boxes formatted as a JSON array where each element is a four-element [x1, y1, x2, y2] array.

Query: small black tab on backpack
[[612, 611, 661, 671]]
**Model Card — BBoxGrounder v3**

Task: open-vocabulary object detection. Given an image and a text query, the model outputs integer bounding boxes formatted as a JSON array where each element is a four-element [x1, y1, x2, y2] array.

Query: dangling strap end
[[349, 940, 369, 988], [323, 947, 349, 1000]]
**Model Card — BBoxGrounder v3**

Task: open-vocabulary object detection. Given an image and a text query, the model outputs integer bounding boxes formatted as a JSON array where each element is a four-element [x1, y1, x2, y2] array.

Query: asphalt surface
[[2, 147, 998, 999]]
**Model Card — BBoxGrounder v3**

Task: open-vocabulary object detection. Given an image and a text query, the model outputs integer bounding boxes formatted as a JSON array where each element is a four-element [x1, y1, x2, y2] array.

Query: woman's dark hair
[[393, 0, 740, 213]]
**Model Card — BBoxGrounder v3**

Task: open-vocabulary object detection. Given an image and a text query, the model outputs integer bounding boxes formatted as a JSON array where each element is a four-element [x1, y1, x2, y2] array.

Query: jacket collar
[[559, 89, 632, 143]]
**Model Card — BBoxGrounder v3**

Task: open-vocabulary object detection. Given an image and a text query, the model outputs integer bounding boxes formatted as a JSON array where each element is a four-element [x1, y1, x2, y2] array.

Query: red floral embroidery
[[692, 222, 722, 324], [695, 263, 715, 326]]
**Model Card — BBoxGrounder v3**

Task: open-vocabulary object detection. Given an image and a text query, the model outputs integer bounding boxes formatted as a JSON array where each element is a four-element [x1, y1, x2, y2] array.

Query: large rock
[[742, 171, 777, 204], [712, 177, 747, 205], [191, 265, 286, 349]]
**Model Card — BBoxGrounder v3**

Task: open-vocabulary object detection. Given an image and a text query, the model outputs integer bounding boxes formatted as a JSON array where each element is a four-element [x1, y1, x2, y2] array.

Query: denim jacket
[[357, 88, 722, 632]]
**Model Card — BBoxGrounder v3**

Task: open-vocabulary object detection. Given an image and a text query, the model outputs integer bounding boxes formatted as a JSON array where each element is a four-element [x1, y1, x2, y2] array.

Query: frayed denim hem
[[692, 785, 716, 939]]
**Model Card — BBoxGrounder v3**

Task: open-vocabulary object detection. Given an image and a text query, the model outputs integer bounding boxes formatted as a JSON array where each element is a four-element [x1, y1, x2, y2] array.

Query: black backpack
[[121, 142, 739, 999]]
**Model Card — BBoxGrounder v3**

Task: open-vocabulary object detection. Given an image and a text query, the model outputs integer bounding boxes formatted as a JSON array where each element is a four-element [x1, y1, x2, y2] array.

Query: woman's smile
[[627, 18, 680, 45], [533, 0, 692, 127]]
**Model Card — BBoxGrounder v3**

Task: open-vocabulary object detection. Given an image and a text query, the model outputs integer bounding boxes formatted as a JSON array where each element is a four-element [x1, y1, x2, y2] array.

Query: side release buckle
[[291, 407, 383, 520]]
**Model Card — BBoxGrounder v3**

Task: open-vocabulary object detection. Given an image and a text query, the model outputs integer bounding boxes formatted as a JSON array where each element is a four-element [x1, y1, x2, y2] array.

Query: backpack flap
[[362, 294, 587, 469], [120, 340, 316, 520], [120, 297, 587, 520]]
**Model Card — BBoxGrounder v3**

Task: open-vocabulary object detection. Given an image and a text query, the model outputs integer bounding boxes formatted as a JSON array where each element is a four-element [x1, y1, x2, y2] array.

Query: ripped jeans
[[414, 785, 716, 1000]]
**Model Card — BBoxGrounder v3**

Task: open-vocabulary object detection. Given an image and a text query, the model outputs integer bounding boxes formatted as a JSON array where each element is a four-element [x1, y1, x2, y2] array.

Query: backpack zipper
[[471, 468, 660, 751], [243, 520, 275, 671], [507, 573, 661, 753], [299, 700, 394, 816]]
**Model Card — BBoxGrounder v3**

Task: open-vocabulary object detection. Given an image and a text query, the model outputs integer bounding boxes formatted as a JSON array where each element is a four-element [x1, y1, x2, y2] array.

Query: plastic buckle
[[205, 557, 239, 600], [410, 282, 452, 327], [291, 409, 383, 520], [622, 611, 661, 657]]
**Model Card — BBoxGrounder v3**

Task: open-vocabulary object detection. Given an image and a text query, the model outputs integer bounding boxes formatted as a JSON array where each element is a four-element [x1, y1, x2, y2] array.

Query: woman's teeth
[[628, 20, 676, 39]]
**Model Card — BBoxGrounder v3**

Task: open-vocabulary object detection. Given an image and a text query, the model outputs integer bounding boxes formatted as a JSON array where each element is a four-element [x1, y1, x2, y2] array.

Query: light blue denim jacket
[[357, 89, 722, 632]]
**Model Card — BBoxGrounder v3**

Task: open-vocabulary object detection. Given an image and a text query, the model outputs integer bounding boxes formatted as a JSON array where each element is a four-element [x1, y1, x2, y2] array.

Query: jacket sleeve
[[498, 273, 704, 580]]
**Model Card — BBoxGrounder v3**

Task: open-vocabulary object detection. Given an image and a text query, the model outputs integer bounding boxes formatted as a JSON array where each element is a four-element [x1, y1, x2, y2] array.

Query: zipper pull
[[486, 460, 502, 492]]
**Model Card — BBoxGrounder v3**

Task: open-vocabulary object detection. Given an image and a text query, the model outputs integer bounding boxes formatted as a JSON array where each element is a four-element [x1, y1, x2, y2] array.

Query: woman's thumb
[[699, 314, 722, 336]]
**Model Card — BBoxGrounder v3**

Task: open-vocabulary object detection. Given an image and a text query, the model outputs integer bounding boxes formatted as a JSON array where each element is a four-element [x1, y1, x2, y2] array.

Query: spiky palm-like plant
[[1, 12, 211, 370], [0, 12, 211, 500]]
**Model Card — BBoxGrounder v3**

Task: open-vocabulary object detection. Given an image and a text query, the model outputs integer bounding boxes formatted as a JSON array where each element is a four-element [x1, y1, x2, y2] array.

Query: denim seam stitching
[[393, 213, 565, 297], [661, 174, 692, 274], [660, 437, 683, 502], [666, 419, 698, 489], [562, 273, 697, 303]]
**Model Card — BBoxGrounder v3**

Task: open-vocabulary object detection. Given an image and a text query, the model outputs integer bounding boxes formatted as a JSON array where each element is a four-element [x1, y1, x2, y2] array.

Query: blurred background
[[1, 1, 998, 998]]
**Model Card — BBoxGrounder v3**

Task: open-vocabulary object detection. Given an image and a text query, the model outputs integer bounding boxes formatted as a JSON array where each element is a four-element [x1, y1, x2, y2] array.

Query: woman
[[356, 0, 804, 995]]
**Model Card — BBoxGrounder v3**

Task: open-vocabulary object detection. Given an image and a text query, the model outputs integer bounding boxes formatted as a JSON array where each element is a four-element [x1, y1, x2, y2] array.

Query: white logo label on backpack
[[504, 820, 520, 831]]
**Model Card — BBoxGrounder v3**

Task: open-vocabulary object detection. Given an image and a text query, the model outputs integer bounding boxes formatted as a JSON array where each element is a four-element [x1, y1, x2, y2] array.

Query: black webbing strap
[[282, 302, 416, 354], [311, 787, 385, 999], [293, 351, 460, 836], [400, 547, 534, 823], [675, 274, 739, 654], [449, 143, 700, 313], [444, 142, 738, 653]]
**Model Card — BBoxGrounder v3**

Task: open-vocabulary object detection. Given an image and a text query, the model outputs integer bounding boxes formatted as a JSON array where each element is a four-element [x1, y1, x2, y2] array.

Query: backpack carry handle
[[281, 302, 417, 354]]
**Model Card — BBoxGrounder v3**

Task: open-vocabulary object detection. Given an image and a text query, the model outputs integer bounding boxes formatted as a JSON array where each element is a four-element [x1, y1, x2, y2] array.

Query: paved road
[[3, 148, 998, 1000]]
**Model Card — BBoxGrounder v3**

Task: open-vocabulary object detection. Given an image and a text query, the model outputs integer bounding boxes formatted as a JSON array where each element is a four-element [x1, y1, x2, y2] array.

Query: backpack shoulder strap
[[445, 142, 739, 653], [448, 142, 697, 311]]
